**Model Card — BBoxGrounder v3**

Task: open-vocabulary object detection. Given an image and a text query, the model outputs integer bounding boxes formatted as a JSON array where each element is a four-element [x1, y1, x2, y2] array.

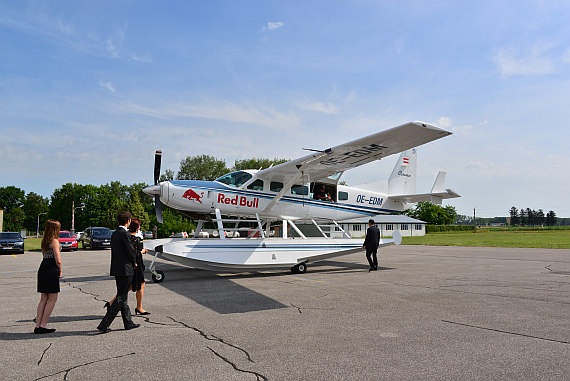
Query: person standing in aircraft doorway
[[362, 219, 380, 271]]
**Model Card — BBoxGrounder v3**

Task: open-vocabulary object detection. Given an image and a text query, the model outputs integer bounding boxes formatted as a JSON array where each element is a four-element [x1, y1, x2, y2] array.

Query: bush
[[426, 225, 476, 233]]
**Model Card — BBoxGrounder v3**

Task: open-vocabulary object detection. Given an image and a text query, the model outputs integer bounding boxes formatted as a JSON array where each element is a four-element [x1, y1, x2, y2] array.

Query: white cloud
[[267, 21, 284, 31], [131, 53, 152, 63], [106, 39, 120, 58], [296, 101, 339, 114], [122, 100, 301, 130], [493, 42, 557, 76], [435, 116, 472, 134], [99, 81, 116, 93], [436, 116, 452, 129]]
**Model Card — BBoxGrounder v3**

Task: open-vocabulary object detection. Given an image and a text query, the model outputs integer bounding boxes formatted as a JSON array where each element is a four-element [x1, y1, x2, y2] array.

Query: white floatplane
[[143, 121, 460, 281]]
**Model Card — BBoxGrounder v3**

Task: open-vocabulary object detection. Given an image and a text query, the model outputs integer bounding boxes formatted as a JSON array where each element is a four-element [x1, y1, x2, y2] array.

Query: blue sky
[[1, 1, 569, 218]]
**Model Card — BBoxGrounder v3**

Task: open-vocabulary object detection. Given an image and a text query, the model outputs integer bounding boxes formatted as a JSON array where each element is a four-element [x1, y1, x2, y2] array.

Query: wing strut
[[261, 169, 304, 214]]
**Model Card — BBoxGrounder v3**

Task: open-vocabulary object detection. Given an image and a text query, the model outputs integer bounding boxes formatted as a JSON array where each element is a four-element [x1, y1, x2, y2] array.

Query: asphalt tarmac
[[1, 245, 569, 380]]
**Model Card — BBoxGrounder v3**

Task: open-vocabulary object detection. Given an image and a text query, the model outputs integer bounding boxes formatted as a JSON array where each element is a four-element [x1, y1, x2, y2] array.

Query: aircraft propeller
[[154, 150, 163, 223]]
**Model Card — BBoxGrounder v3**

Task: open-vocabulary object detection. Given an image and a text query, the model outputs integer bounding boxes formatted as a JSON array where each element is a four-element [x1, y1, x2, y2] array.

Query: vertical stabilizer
[[430, 171, 447, 193], [388, 149, 417, 195]]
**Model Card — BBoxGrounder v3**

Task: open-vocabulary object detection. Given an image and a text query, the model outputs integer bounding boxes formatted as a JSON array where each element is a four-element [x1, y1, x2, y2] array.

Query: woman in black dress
[[129, 218, 149, 315], [35, 219, 62, 334]]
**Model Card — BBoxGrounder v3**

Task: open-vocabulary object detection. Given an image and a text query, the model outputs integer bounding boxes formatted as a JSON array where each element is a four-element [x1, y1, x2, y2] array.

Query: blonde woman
[[35, 219, 62, 334]]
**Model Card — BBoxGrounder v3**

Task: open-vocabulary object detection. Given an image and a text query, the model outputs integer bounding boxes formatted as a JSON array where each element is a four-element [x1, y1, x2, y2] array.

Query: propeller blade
[[154, 150, 162, 185], [155, 195, 163, 223]]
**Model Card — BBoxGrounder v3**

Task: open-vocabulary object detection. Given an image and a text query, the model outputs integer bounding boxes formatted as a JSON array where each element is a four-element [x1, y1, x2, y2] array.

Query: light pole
[[37, 212, 48, 238], [71, 201, 86, 234]]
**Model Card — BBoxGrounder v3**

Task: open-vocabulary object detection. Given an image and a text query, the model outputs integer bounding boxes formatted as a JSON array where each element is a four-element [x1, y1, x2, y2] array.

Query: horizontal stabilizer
[[389, 189, 461, 205]]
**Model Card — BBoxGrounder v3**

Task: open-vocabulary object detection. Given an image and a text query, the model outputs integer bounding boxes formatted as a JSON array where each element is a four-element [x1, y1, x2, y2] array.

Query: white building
[[334, 215, 426, 238]]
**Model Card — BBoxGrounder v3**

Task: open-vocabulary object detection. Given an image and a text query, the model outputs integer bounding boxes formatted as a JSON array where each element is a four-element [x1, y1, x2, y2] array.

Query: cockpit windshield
[[215, 171, 253, 188]]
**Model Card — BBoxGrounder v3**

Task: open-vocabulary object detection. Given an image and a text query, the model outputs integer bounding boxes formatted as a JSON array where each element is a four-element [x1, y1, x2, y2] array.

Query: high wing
[[257, 121, 452, 183]]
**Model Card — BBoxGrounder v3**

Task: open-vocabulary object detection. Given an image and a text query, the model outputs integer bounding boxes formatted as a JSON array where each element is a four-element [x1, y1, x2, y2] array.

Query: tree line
[[0, 155, 288, 237], [509, 207, 558, 227]]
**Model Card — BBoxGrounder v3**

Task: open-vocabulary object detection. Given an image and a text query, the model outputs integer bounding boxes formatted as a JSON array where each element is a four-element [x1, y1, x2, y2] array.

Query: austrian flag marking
[[217, 193, 259, 208]]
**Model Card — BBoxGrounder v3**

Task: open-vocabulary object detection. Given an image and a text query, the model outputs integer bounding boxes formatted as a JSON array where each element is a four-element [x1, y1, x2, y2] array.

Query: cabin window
[[401, 224, 409, 230], [247, 179, 264, 191], [291, 184, 308, 195], [270, 181, 283, 192], [353, 224, 362, 231], [216, 171, 252, 188], [415, 224, 423, 230], [338, 191, 348, 201], [386, 224, 393, 230]]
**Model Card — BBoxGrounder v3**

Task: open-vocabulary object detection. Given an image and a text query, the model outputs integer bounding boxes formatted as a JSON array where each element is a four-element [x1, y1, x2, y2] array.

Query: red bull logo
[[217, 193, 259, 208], [182, 189, 204, 203]]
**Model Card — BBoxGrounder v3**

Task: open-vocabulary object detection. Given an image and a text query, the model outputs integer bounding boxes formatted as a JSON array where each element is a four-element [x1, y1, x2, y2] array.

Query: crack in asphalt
[[134, 315, 174, 326], [63, 281, 106, 303], [32, 352, 135, 380], [545, 264, 570, 276], [207, 347, 267, 381], [441, 320, 570, 345], [166, 316, 254, 363], [37, 343, 52, 366], [289, 303, 334, 314]]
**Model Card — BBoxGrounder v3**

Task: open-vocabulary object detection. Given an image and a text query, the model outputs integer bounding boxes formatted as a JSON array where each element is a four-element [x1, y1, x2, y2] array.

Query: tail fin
[[388, 149, 417, 195]]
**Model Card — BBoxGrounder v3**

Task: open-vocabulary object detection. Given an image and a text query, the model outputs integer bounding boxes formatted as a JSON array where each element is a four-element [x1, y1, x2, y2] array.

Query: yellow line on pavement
[[286, 275, 323, 283]]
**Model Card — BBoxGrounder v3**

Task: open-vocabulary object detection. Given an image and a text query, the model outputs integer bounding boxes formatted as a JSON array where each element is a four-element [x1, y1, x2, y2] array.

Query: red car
[[58, 231, 78, 251]]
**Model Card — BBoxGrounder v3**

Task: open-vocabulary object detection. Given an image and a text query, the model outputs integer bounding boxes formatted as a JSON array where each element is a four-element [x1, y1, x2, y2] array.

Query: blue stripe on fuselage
[[169, 180, 396, 215]]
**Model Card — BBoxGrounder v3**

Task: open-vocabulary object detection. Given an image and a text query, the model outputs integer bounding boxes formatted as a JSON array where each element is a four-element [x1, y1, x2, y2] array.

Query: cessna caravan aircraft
[[142, 121, 459, 281]]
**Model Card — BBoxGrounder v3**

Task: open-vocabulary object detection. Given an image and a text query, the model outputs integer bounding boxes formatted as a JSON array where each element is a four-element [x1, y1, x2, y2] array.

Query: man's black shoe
[[124, 323, 140, 330], [97, 325, 111, 333], [368, 267, 375, 272], [372, 267, 378, 271]]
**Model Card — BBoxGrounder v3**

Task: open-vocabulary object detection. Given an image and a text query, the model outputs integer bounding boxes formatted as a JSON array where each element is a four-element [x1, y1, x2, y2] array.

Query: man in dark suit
[[97, 211, 140, 333], [362, 219, 380, 271]]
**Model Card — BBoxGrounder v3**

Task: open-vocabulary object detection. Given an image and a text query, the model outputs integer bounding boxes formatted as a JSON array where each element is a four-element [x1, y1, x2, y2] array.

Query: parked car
[[143, 231, 154, 239], [0, 232, 25, 254], [58, 230, 78, 251], [80, 227, 113, 250]]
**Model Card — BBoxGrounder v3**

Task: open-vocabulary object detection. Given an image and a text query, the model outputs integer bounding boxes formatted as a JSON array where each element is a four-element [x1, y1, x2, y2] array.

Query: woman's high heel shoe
[[135, 308, 150, 315]]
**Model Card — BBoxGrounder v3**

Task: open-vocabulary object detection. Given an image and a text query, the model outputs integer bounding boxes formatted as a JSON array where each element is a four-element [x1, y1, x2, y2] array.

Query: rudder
[[388, 148, 417, 195]]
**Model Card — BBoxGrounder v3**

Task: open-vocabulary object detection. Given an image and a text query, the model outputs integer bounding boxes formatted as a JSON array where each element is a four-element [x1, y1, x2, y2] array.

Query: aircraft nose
[[143, 184, 161, 196]]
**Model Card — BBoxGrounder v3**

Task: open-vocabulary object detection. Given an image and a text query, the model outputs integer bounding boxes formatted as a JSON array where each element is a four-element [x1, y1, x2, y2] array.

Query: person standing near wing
[[362, 219, 380, 271], [97, 211, 140, 333]]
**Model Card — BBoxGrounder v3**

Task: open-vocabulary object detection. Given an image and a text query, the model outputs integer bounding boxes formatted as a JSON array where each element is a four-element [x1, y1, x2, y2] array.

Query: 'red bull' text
[[217, 193, 259, 208]]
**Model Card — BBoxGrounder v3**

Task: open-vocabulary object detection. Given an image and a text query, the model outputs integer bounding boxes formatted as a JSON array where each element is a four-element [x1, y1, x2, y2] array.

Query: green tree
[[155, 208, 195, 238], [102, 198, 127, 228], [546, 210, 557, 226], [23, 192, 50, 233], [177, 155, 229, 181], [232, 157, 289, 171], [405, 202, 457, 225], [509, 206, 520, 226], [159, 169, 175, 182], [125, 191, 150, 231], [0, 186, 26, 231], [49, 183, 89, 230]]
